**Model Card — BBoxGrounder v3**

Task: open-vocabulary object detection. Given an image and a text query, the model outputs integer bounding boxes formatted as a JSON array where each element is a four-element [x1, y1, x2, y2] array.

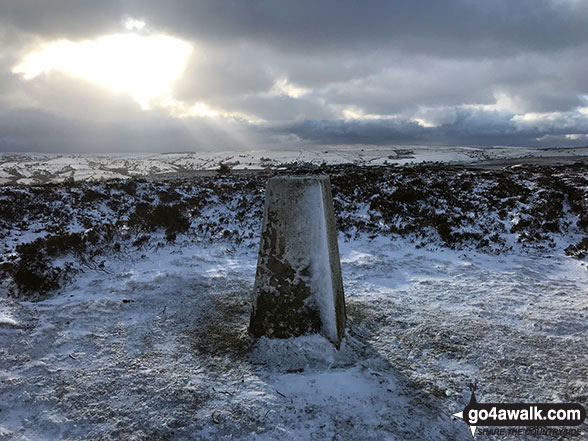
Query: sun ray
[[13, 30, 191, 109]]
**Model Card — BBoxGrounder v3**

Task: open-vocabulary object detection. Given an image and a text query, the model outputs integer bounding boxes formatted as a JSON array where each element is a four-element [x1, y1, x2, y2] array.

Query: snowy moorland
[[0, 160, 587, 440], [1, 145, 587, 186]]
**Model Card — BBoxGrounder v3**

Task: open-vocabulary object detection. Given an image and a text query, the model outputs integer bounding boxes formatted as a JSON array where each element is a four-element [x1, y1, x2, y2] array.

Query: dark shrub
[[132, 234, 150, 248], [81, 189, 107, 203], [218, 163, 232, 175], [10, 232, 90, 296], [565, 237, 588, 259], [128, 203, 190, 236], [392, 186, 425, 205], [16, 232, 86, 258], [119, 180, 137, 195], [158, 189, 181, 204], [13, 258, 63, 294]]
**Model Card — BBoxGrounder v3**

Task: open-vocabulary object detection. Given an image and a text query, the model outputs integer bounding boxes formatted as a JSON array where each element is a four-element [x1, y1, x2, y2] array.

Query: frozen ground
[[1, 239, 586, 440], [1, 145, 587, 185], [0, 160, 587, 440]]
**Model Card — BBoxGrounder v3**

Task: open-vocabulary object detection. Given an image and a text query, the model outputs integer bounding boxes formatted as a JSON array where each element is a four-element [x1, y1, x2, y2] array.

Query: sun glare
[[13, 31, 191, 109]]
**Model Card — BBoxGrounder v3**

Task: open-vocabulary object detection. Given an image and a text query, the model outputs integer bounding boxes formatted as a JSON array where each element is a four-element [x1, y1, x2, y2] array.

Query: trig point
[[249, 175, 346, 347]]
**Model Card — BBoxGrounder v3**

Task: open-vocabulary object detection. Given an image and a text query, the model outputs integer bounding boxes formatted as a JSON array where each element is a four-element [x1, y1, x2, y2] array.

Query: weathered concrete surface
[[249, 175, 346, 346]]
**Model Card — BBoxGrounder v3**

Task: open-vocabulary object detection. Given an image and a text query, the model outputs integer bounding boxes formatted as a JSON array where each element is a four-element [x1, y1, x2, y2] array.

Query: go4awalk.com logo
[[452, 383, 586, 438]]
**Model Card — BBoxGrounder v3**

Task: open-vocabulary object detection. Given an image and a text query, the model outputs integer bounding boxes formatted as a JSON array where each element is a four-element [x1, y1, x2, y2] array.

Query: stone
[[249, 175, 346, 347]]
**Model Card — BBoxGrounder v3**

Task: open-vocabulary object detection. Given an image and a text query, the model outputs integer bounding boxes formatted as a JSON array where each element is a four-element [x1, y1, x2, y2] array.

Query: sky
[[1, 0, 588, 153]]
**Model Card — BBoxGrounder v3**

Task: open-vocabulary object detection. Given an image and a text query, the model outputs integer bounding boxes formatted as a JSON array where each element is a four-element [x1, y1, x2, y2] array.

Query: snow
[[300, 181, 337, 342], [1, 234, 586, 439], [0, 154, 587, 439], [0, 309, 18, 327], [1, 145, 587, 185]]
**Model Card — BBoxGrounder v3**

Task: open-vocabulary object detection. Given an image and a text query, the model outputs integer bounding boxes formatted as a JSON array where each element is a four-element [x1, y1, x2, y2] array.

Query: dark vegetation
[[0, 163, 586, 299], [217, 162, 233, 175]]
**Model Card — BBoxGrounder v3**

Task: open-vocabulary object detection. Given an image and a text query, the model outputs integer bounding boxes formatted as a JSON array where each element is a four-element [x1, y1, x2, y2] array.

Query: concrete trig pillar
[[249, 175, 346, 347]]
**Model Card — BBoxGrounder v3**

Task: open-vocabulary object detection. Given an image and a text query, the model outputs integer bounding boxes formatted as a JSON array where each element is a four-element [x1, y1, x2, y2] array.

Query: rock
[[249, 175, 346, 347]]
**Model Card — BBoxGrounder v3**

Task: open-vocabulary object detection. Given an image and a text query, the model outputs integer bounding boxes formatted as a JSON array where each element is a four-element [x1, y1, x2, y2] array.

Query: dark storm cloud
[[283, 108, 588, 147], [1, 0, 588, 152], [4, 0, 588, 60], [4, 0, 588, 54], [0, 71, 265, 153], [0, 105, 268, 153], [0, 108, 188, 153], [0, 1, 123, 39], [128, 0, 588, 56]]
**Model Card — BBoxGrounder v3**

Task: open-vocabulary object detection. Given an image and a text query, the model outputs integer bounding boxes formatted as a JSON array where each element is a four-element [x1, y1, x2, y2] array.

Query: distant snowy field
[[0, 152, 587, 440], [1, 145, 587, 185]]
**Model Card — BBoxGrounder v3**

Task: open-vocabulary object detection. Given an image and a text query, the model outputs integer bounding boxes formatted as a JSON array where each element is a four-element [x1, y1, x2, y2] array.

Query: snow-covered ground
[[1, 159, 587, 440], [1, 145, 587, 185], [1, 238, 586, 440]]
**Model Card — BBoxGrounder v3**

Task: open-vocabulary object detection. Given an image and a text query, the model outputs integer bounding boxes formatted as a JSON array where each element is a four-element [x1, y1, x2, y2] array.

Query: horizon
[[1, 144, 587, 157]]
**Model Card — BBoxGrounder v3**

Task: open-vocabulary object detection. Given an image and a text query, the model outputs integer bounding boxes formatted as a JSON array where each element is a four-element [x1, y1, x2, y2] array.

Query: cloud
[[122, 0, 588, 56], [1, 0, 588, 152], [13, 33, 192, 110], [283, 107, 588, 147]]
